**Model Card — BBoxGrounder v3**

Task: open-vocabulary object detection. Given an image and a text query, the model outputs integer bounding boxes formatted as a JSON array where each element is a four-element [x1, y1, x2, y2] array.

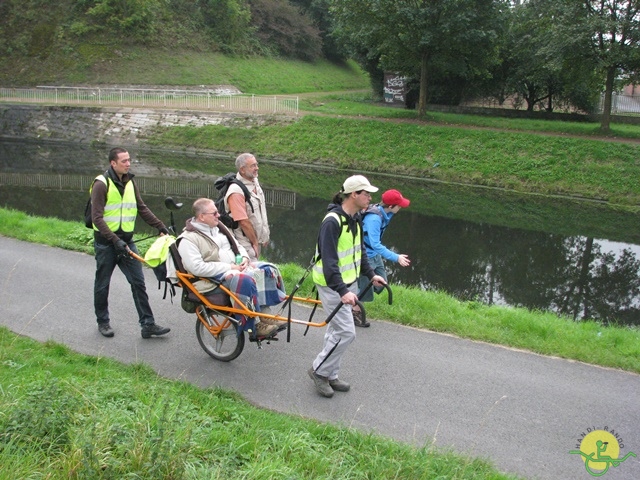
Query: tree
[[75, 0, 163, 38], [329, 0, 503, 117], [289, 0, 347, 62], [471, 5, 514, 106], [481, 1, 588, 113], [549, 0, 640, 130], [198, 0, 252, 53], [248, 0, 322, 61], [504, 2, 564, 111]]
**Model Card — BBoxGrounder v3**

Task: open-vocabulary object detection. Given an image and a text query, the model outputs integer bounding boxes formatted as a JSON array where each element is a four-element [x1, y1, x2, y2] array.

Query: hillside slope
[[0, 0, 369, 92], [0, 46, 370, 94]]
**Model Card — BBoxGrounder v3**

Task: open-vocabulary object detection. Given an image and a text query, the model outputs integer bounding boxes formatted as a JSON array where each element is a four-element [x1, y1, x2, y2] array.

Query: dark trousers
[[94, 240, 155, 326], [357, 254, 387, 302]]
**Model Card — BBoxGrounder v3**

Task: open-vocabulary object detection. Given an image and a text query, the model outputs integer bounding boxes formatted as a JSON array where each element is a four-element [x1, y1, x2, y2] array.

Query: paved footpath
[[1, 236, 639, 480]]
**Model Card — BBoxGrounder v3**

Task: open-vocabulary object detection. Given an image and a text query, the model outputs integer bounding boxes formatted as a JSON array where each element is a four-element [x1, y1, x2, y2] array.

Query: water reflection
[[1, 140, 640, 326]]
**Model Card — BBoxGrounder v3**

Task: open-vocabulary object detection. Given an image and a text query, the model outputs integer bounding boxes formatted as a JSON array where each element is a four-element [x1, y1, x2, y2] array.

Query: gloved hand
[[114, 239, 128, 254], [159, 226, 170, 235]]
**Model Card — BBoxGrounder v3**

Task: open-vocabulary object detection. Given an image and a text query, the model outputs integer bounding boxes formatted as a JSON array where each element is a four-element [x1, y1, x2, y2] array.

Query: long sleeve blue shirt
[[362, 205, 398, 262]]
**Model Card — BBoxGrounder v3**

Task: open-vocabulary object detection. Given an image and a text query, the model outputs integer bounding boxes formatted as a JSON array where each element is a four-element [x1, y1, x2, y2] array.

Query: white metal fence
[[598, 93, 640, 114], [0, 86, 299, 115]]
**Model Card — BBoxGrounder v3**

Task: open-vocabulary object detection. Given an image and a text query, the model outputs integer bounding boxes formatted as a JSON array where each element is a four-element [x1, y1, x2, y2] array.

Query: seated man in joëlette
[[172, 198, 286, 337]]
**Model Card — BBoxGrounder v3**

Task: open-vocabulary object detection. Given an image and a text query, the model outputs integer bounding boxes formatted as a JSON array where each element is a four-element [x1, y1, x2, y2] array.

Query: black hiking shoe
[[141, 323, 171, 339], [98, 323, 114, 338]]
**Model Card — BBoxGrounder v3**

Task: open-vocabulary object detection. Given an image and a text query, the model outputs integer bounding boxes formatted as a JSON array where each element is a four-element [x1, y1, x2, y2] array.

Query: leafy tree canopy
[[544, 0, 640, 129], [329, 0, 503, 116], [0, 0, 328, 61]]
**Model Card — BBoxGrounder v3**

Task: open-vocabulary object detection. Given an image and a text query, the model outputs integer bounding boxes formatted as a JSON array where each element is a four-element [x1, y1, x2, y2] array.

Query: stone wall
[[0, 104, 295, 145]]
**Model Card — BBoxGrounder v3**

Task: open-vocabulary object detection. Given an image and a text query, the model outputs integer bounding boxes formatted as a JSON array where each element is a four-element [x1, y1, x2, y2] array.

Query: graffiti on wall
[[384, 73, 408, 104]]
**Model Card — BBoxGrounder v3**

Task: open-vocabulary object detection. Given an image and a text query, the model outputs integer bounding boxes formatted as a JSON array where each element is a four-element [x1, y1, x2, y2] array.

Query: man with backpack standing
[[308, 175, 386, 398], [224, 153, 270, 261], [353, 189, 411, 328], [90, 147, 171, 339]]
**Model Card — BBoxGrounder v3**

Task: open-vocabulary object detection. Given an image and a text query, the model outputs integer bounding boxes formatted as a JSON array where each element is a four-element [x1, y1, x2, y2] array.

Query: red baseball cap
[[381, 189, 410, 208]]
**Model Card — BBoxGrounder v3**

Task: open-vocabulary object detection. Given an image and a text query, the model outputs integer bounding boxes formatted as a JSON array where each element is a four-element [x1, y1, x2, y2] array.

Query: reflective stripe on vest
[[92, 176, 137, 232], [312, 212, 362, 286]]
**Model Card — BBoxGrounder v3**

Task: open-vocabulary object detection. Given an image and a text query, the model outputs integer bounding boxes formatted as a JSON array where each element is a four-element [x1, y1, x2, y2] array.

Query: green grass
[[1, 47, 370, 94], [0, 330, 516, 479], [300, 92, 640, 139], [107, 51, 369, 94], [0, 208, 95, 254], [149, 115, 640, 205], [423, 111, 640, 139], [1, 207, 638, 375]]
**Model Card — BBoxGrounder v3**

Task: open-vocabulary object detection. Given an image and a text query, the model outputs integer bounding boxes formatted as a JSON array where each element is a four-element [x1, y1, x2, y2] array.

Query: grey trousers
[[312, 283, 357, 381]]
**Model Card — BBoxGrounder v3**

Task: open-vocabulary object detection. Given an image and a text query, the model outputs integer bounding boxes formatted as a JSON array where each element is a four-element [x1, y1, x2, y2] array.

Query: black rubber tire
[[195, 314, 245, 362]]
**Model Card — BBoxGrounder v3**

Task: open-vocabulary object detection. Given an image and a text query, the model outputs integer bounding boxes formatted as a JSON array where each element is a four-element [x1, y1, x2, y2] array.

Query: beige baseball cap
[[342, 175, 379, 194]]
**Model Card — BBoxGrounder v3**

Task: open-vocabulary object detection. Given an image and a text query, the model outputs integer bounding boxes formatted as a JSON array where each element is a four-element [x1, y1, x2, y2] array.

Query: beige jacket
[[224, 173, 270, 248], [177, 219, 247, 294]]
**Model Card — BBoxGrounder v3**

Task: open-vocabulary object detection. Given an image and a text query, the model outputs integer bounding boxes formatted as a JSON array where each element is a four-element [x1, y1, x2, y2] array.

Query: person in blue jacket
[[353, 189, 411, 327]]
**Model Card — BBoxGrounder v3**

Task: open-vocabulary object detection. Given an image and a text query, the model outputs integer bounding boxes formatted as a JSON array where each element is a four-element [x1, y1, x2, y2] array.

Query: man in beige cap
[[308, 175, 387, 398]]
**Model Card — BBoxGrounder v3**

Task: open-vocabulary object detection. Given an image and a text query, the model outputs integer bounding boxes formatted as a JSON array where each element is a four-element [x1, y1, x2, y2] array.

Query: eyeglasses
[[202, 211, 220, 216], [356, 190, 371, 197]]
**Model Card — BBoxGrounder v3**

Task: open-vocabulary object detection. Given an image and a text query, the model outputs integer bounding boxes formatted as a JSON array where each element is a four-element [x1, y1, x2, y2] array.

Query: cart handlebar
[[358, 280, 393, 306], [323, 280, 392, 325], [127, 248, 146, 263]]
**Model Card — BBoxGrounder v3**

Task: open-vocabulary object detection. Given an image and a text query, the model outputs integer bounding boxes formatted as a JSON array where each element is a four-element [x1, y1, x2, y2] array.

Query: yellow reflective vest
[[312, 212, 362, 287], [92, 175, 137, 233]]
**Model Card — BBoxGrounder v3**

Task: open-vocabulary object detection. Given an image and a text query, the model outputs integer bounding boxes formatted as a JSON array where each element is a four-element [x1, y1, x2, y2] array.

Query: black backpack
[[213, 172, 254, 229], [84, 173, 109, 228]]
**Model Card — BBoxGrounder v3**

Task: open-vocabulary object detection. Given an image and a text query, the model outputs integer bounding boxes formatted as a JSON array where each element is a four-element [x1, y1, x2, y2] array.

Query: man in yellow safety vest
[[308, 175, 386, 398], [90, 147, 171, 339]]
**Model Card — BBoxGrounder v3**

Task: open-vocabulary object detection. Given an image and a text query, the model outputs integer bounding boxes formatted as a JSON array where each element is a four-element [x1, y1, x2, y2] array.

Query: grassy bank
[[0, 330, 515, 480], [1, 207, 638, 375], [1, 47, 370, 94], [149, 115, 640, 205], [300, 92, 640, 139]]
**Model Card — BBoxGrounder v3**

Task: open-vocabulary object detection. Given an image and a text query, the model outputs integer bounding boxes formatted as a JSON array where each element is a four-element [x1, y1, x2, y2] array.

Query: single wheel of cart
[[195, 305, 245, 362]]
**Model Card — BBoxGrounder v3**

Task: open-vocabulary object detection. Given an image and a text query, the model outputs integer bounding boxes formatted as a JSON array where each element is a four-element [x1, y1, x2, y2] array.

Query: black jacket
[[316, 203, 375, 296]]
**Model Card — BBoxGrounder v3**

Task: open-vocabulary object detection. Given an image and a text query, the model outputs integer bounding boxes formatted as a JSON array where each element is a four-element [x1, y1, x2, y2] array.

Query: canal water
[[1, 140, 640, 326]]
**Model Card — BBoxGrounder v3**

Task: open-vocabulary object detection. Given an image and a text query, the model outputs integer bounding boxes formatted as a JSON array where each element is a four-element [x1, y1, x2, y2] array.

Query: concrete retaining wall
[[0, 104, 295, 145]]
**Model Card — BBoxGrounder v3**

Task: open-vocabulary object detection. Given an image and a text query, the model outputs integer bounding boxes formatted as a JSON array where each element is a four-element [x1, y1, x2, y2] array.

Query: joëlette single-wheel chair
[[128, 197, 393, 362]]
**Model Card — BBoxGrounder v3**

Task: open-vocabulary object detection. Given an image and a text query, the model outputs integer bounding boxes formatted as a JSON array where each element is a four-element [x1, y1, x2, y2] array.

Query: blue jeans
[[357, 254, 387, 302], [94, 240, 155, 326]]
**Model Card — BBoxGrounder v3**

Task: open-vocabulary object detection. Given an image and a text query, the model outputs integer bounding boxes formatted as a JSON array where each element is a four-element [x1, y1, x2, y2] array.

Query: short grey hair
[[193, 197, 214, 216], [235, 153, 255, 170]]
